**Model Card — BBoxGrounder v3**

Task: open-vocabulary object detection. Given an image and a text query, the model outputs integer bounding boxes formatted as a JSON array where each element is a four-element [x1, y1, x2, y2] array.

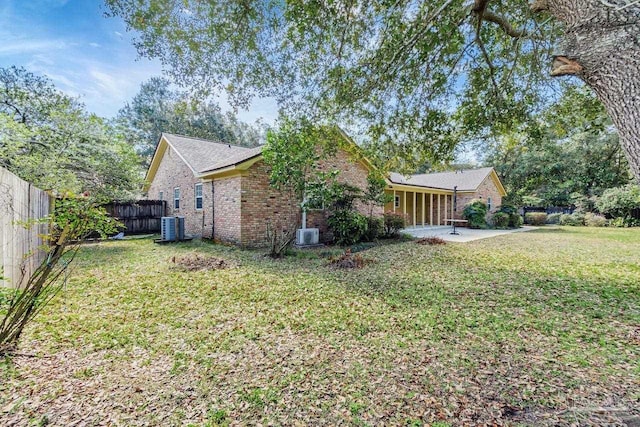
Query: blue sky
[[0, 0, 277, 123]]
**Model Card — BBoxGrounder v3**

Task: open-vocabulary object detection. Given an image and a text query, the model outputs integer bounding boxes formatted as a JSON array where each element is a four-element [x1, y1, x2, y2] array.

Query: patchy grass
[[1, 227, 639, 426]]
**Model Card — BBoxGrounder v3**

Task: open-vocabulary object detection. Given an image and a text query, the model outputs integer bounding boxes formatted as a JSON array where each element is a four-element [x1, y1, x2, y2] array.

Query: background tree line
[[0, 67, 266, 201]]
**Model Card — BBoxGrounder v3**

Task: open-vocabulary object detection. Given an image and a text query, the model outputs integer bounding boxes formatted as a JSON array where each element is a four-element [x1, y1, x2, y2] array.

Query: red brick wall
[[309, 149, 383, 241], [212, 176, 243, 244], [455, 175, 503, 219], [148, 145, 380, 247], [238, 150, 380, 247], [240, 161, 300, 247], [146, 146, 212, 237]]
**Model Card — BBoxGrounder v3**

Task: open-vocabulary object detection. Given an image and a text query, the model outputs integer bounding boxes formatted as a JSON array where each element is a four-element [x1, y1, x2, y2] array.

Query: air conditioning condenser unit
[[296, 228, 319, 246]]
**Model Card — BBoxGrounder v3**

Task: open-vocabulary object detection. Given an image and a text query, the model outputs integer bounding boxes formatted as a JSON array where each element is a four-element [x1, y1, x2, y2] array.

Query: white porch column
[[413, 192, 417, 227], [437, 194, 441, 226], [451, 195, 455, 219], [393, 189, 396, 212], [429, 193, 433, 226], [444, 194, 448, 223], [403, 191, 407, 219]]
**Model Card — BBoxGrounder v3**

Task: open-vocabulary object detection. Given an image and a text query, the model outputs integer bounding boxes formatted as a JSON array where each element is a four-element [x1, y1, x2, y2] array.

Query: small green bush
[[496, 204, 517, 215], [508, 213, 523, 228], [584, 212, 608, 227], [462, 199, 488, 229], [383, 212, 406, 237], [363, 216, 383, 242], [327, 210, 368, 246], [560, 213, 585, 226], [546, 213, 562, 224], [525, 212, 547, 226], [595, 184, 640, 220], [610, 217, 640, 227], [492, 212, 510, 228]]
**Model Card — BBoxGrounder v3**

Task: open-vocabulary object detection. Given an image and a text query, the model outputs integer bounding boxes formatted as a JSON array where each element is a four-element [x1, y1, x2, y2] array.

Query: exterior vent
[[296, 228, 319, 246], [161, 216, 176, 241]]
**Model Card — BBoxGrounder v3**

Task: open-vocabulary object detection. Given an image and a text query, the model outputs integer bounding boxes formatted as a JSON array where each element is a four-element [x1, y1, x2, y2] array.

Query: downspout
[[211, 180, 215, 240], [301, 196, 307, 230]]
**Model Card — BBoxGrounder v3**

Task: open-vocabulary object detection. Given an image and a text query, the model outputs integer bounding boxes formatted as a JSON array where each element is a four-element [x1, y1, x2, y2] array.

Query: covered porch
[[384, 186, 457, 227]]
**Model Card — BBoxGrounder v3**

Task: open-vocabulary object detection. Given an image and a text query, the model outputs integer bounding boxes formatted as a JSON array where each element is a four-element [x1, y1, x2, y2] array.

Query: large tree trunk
[[542, 0, 640, 184]]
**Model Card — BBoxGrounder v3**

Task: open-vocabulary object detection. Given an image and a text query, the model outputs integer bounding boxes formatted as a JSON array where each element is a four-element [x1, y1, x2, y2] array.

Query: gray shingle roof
[[199, 145, 264, 173], [389, 167, 495, 191], [162, 133, 260, 173]]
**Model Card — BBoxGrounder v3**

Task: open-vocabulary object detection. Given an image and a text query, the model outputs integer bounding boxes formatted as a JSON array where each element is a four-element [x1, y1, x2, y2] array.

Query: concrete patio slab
[[403, 225, 538, 242]]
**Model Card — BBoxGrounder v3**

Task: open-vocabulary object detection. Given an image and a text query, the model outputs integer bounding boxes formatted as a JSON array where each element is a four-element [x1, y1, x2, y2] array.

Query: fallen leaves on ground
[[416, 236, 447, 245], [327, 249, 375, 269], [170, 253, 231, 271], [1, 228, 639, 426]]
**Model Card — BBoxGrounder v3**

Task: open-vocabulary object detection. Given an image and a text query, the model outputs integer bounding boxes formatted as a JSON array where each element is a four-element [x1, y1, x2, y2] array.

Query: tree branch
[[530, 0, 549, 13], [550, 56, 583, 76], [482, 10, 535, 38], [473, 0, 542, 39]]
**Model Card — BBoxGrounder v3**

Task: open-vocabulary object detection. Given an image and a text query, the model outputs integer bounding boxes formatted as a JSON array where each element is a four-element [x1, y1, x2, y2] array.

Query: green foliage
[[263, 117, 342, 201], [609, 217, 640, 228], [1, 194, 120, 354], [383, 213, 406, 238], [117, 77, 264, 166], [0, 66, 142, 201], [364, 172, 393, 217], [494, 205, 522, 228], [595, 185, 640, 221], [584, 213, 608, 227], [509, 213, 523, 228], [104, 0, 567, 173], [486, 88, 632, 208], [5, 227, 640, 423], [52, 196, 120, 241], [496, 204, 517, 216], [326, 183, 362, 212], [560, 213, 585, 226], [546, 213, 562, 224], [363, 217, 383, 242], [462, 200, 488, 229], [525, 212, 547, 226], [492, 212, 510, 228], [327, 210, 368, 246]]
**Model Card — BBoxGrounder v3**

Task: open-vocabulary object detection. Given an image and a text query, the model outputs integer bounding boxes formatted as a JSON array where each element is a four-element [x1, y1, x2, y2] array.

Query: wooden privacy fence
[[102, 200, 166, 234], [0, 167, 52, 288]]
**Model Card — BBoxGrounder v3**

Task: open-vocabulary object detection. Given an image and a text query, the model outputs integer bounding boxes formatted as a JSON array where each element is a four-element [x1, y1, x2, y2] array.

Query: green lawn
[[2, 227, 639, 426]]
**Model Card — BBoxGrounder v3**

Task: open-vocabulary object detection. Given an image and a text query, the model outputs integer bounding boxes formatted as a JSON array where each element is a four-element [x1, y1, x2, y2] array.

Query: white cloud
[[0, 39, 67, 56], [114, 31, 123, 37], [89, 69, 129, 99], [89, 42, 101, 48]]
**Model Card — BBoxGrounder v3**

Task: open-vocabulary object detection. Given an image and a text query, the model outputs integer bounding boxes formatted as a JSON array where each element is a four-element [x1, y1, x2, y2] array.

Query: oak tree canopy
[[105, 0, 640, 182]]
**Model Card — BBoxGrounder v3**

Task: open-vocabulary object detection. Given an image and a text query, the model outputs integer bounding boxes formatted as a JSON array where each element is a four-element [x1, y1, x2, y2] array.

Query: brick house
[[384, 168, 506, 227], [144, 133, 380, 247], [144, 133, 506, 246]]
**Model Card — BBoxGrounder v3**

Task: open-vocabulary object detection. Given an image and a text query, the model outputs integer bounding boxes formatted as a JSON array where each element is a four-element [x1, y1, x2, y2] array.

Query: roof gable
[[389, 167, 506, 195], [162, 133, 253, 173]]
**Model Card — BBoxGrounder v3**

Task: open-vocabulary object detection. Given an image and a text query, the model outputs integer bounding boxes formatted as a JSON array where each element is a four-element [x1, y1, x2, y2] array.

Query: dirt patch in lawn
[[169, 253, 231, 271], [416, 236, 447, 245], [327, 249, 375, 269]]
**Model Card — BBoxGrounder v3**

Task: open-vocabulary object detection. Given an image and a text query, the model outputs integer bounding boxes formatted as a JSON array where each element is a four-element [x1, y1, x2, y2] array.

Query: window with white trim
[[194, 183, 203, 210], [394, 195, 400, 208], [487, 197, 492, 211], [174, 187, 180, 209], [158, 191, 163, 201]]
